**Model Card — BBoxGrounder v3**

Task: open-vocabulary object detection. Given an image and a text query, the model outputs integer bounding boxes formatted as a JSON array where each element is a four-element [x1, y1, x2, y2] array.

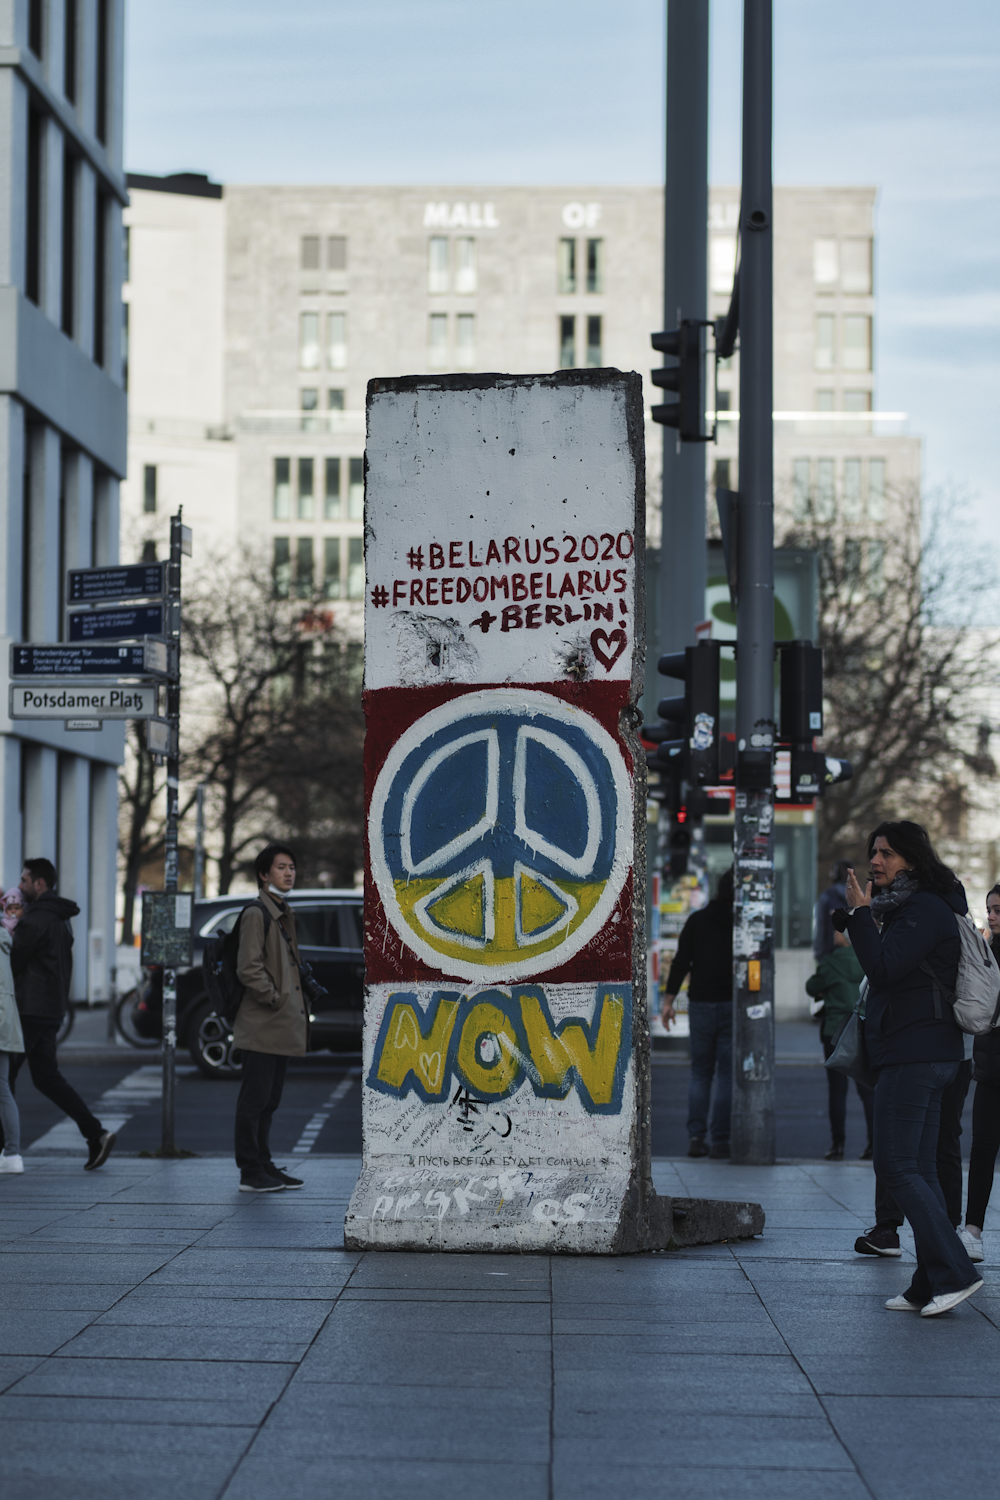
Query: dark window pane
[[273, 537, 290, 597], [301, 235, 320, 270], [327, 236, 347, 271], [559, 315, 575, 369], [337, 905, 361, 948], [586, 315, 602, 367], [143, 464, 157, 513], [295, 536, 314, 597]]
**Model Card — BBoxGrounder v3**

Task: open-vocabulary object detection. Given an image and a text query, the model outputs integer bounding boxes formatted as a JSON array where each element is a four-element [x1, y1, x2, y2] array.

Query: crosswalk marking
[[26, 1063, 195, 1154], [291, 1076, 355, 1155]]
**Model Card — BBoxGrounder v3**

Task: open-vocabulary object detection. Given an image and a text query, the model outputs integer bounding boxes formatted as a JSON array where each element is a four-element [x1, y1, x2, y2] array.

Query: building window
[[815, 314, 835, 370], [95, 0, 109, 143], [141, 540, 157, 564], [456, 313, 475, 368], [844, 538, 863, 592], [300, 388, 318, 431], [299, 312, 320, 369], [122, 224, 130, 281], [64, 0, 78, 101], [868, 458, 886, 522], [792, 459, 811, 521], [428, 237, 449, 294], [29, 0, 43, 57], [868, 538, 885, 595], [558, 238, 576, 295], [327, 388, 345, 411], [586, 315, 602, 367], [295, 537, 314, 598], [301, 235, 320, 271], [297, 458, 314, 521], [273, 458, 291, 520], [143, 464, 157, 514], [347, 537, 364, 599], [842, 458, 862, 521], [324, 538, 341, 598], [61, 145, 76, 336], [428, 313, 448, 368], [455, 238, 476, 294], [348, 457, 364, 520], [844, 390, 871, 412], [815, 459, 835, 522], [325, 457, 341, 520], [559, 315, 576, 368], [25, 110, 42, 304], [813, 238, 838, 289], [273, 537, 291, 597], [327, 311, 347, 369], [710, 236, 737, 294], [714, 458, 731, 491], [586, 239, 603, 294], [327, 235, 347, 271], [842, 315, 871, 371], [815, 390, 834, 411], [841, 238, 872, 295], [122, 301, 128, 391]]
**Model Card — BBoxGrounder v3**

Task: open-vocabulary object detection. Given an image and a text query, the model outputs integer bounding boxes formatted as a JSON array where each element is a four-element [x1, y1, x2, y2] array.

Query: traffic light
[[775, 640, 852, 802], [650, 320, 715, 441], [648, 640, 722, 786]]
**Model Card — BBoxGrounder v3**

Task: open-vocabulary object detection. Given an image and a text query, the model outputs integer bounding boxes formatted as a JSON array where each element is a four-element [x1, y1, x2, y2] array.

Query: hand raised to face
[[845, 869, 872, 908]]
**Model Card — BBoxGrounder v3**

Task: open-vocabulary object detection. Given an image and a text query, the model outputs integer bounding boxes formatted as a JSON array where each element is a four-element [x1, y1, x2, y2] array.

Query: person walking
[[845, 821, 982, 1317], [0, 917, 24, 1174], [814, 860, 853, 960], [957, 884, 1000, 1264], [661, 867, 734, 1159], [233, 842, 308, 1193], [2, 859, 116, 1170], [807, 929, 873, 1160]]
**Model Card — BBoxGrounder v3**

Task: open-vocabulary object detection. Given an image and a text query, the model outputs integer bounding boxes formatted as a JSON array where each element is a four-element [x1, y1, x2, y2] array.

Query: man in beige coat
[[234, 842, 308, 1192]]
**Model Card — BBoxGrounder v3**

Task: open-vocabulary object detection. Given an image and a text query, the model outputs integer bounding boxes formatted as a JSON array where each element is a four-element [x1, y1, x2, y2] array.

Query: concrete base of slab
[[344, 1167, 764, 1253]]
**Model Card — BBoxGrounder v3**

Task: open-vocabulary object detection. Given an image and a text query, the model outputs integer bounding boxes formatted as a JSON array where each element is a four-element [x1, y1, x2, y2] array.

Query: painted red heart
[[591, 628, 627, 672]]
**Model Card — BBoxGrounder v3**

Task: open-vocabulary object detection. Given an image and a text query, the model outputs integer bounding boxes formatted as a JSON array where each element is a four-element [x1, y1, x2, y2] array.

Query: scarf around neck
[[869, 868, 920, 919]]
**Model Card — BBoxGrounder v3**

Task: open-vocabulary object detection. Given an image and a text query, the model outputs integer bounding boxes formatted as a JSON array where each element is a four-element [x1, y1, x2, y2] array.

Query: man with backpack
[[231, 843, 308, 1193]]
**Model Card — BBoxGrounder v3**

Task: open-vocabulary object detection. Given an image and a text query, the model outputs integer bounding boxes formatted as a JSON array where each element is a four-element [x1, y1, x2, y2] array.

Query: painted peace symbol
[[369, 689, 633, 981]]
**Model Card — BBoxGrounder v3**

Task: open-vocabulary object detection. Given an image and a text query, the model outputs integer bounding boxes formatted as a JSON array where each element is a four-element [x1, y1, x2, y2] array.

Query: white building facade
[[0, 0, 126, 1000]]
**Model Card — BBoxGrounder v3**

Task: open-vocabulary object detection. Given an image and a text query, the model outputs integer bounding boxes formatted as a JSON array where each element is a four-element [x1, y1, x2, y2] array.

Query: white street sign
[[9, 684, 158, 719]]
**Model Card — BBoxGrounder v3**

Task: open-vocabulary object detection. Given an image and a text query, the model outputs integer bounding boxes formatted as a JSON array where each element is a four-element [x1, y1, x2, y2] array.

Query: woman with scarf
[[844, 821, 981, 1317], [958, 884, 1000, 1261]]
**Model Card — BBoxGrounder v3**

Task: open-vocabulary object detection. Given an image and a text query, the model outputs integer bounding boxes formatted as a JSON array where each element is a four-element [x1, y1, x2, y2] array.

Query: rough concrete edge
[[659, 1196, 766, 1248]]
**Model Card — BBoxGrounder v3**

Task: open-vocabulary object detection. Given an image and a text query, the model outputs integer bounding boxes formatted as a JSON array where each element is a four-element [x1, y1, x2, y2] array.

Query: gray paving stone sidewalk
[[1, 1155, 998, 1499]]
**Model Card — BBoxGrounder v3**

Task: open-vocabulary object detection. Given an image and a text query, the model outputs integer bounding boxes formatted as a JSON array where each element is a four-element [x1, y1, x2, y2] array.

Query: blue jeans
[[872, 1061, 978, 1302], [687, 1001, 732, 1144]]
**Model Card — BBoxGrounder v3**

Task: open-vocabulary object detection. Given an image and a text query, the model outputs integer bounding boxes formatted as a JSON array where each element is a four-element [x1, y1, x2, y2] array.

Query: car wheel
[[188, 999, 243, 1079]]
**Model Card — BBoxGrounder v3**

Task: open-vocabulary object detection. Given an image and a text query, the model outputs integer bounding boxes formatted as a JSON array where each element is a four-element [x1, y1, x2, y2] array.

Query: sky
[[125, 0, 1000, 555]]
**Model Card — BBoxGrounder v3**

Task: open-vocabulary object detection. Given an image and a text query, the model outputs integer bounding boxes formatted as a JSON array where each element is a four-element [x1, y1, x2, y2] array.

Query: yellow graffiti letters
[[375, 995, 461, 1096]]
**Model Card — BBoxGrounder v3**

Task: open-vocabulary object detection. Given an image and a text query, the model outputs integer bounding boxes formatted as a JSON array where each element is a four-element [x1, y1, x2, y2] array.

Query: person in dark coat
[[1, 858, 116, 1170], [814, 860, 853, 960], [806, 930, 873, 1159], [845, 821, 981, 1316], [661, 867, 734, 1159], [959, 884, 1000, 1262]]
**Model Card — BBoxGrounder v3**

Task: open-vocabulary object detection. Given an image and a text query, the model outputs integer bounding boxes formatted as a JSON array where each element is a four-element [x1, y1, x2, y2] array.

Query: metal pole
[[161, 510, 183, 1154], [731, 0, 776, 1166], [659, 0, 709, 662], [193, 783, 205, 903]]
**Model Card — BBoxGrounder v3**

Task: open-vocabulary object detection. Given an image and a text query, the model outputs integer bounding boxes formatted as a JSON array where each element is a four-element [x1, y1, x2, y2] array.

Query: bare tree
[[780, 485, 999, 871], [118, 724, 165, 944]]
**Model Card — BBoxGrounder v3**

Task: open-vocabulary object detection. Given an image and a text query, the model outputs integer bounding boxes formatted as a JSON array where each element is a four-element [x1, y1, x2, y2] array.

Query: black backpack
[[202, 899, 272, 1023]]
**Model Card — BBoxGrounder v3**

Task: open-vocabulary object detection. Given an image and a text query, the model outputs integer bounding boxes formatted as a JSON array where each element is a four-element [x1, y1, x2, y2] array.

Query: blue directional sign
[[67, 563, 165, 603], [12, 643, 147, 676], [69, 605, 164, 642]]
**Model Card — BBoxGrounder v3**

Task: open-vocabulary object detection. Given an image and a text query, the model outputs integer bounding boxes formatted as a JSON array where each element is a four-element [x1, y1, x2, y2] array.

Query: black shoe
[[688, 1136, 709, 1158], [860, 1142, 873, 1161], [239, 1167, 285, 1193], [709, 1141, 731, 1159], [825, 1139, 845, 1161], [855, 1224, 901, 1257], [265, 1165, 304, 1189], [84, 1131, 116, 1171]]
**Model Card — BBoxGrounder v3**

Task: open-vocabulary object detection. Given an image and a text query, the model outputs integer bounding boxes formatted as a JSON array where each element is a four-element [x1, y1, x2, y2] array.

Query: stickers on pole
[[345, 371, 649, 1253]]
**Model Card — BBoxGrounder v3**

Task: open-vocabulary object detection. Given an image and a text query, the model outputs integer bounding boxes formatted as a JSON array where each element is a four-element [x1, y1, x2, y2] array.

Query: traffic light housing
[[650, 640, 722, 786], [650, 320, 714, 441], [775, 640, 852, 802]]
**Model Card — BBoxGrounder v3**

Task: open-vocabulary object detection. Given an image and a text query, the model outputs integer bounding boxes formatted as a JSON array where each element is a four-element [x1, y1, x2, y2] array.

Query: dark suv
[[125, 889, 365, 1077]]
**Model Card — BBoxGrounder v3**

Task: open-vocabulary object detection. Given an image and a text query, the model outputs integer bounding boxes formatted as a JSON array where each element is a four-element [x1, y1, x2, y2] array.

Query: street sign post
[[9, 684, 158, 718], [10, 639, 172, 678], [68, 562, 165, 603], [68, 605, 165, 642]]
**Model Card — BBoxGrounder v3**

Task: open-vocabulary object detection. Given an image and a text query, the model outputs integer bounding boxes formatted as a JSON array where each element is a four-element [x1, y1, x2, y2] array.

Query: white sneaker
[[920, 1280, 983, 1317], [0, 1153, 24, 1174], [885, 1293, 924, 1311], [958, 1227, 984, 1263]]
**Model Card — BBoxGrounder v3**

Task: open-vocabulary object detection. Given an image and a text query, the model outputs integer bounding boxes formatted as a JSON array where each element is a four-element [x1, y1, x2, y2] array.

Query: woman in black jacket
[[845, 821, 981, 1317], [960, 884, 1000, 1259]]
